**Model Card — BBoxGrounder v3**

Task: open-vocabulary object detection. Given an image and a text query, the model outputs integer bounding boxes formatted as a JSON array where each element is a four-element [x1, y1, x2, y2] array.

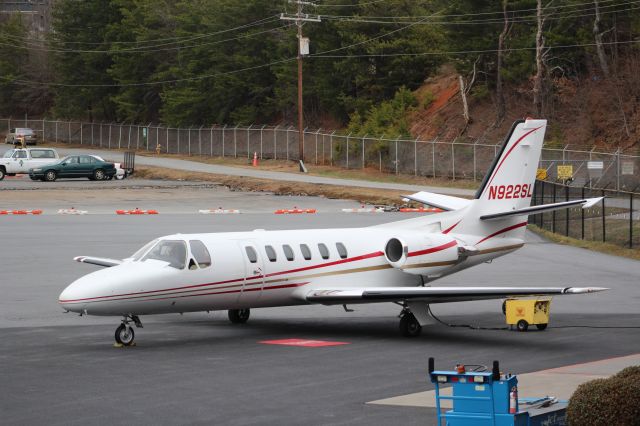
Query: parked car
[[5, 128, 38, 145], [0, 148, 59, 180], [90, 155, 126, 180], [29, 154, 117, 182]]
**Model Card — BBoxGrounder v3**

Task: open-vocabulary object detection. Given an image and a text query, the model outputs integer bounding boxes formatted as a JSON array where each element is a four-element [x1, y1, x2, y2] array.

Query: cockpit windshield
[[131, 239, 159, 261], [140, 240, 187, 269]]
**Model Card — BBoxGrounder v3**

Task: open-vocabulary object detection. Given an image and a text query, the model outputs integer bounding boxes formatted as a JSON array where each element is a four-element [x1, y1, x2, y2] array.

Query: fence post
[[432, 139, 437, 178], [330, 131, 335, 166], [565, 185, 570, 237], [210, 126, 214, 156], [540, 181, 545, 228], [146, 123, 151, 151], [630, 192, 634, 249], [55, 120, 58, 143], [362, 134, 367, 169], [155, 126, 159, 154], [92, 123, 95, 147], [42, 118, 45, 141], [222, 124, 227, 157], [303, 127, 308, 162], [552, 183, 556, 233], [260, 125, 265, 159], [166, 127, 169, 153], [453, 140, 459, 180], [601, 190, 606, 242], [473, 140, 477, 181], [247, 124, 252, 159], [234, 125, 238, 158], [286, 126, 293, 160], [188, 127, 192, 156], [118, 124, 122, 149], [135, 125, 139, 150], [80, 123, 83, 145], [68, 121, 71, 143], [199, 125, 203, 155], [415, 137, 418, 176], [395, 136, 400, 175], [177, 128, 180, 153], [108, 124, 112, 149], [273, 125, 278, 160], [346, 132, 351, 169], [616, 148, 621, 191], [315, 128, 321, 165], [581, 186, 586, 240]]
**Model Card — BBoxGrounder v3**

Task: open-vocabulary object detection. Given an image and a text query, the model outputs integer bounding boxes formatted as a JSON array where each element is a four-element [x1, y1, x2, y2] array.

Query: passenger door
[[11, 150, 28, 173], [237, 241, 265, 305], [59, 156, 80, 177]]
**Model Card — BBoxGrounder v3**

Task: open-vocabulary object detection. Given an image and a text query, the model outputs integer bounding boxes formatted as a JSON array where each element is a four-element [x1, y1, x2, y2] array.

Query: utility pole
[[280, 1, 320, 172]]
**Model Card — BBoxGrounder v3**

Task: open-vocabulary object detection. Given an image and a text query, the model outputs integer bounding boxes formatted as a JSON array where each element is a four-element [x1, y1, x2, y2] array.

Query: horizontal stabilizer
[[403, 191, 471, 211], [480, 197, 603, 221], [306, 286, 607, 305], [74, 256, 122, 268]]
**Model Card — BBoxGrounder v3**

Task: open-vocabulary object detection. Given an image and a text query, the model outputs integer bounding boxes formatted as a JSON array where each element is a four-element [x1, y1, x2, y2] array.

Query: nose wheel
[[228, 309, 250, 324], [115, 315, 143, 346]]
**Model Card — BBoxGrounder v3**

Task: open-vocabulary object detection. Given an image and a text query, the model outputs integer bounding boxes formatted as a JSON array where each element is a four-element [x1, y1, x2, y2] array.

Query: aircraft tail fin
[[442, 119, 547, 241]]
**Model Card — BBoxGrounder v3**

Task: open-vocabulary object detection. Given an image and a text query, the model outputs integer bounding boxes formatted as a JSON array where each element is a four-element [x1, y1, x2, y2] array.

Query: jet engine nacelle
[[384, 233, 459, 275]]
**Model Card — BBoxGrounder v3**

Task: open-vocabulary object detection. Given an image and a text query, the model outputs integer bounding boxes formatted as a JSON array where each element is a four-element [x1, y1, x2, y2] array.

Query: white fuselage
[[58, 212, 524, 317]]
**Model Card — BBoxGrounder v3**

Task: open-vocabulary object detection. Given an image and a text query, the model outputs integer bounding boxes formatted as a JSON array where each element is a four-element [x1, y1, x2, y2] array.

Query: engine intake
[[384, 233, 459, 275]]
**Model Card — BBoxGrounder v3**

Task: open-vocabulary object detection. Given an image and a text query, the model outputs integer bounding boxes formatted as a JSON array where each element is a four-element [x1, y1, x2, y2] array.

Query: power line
[[308, 38, 640, 58], [320, 0, 639, 25], [6, 15, 280, 46], [0, 22, 292, 54]]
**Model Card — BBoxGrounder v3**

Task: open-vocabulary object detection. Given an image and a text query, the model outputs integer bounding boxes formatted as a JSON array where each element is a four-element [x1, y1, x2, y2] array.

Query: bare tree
[[533, 0, 546, 116], [495, 0, 510, 125], [593, 0, 610, 77]]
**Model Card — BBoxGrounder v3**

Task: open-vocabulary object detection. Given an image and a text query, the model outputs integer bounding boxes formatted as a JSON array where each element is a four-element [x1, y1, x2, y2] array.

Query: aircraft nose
[[58, 281, 86, 313]]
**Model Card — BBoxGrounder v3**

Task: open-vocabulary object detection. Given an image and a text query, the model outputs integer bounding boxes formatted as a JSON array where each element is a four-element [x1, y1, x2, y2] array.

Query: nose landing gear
[[228, 309, 250, 324], [115, 315, 143, 346]]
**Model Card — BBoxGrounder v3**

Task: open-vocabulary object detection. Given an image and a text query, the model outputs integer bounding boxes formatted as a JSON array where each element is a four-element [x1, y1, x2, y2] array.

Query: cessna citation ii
[[59, 119, 606, 345]]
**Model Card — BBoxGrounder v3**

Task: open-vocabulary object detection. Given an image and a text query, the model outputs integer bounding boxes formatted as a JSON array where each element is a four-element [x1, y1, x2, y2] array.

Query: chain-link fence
[[2, 118, 638, 191], [530, 180, 639, 249]]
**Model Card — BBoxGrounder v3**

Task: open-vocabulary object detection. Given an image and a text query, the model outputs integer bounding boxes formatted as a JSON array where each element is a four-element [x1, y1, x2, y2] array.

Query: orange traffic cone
[[252, 152, 258, 167]]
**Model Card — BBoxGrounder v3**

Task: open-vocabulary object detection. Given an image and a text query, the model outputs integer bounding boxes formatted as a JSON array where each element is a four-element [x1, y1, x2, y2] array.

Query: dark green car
[[29, 155, 117, 182]]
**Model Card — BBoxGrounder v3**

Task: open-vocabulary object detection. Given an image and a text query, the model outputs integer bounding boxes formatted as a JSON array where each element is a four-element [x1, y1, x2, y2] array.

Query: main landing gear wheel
[[115, 324, 135, 345], [399, 312, 422, 337], [228, 309, 250, 324]]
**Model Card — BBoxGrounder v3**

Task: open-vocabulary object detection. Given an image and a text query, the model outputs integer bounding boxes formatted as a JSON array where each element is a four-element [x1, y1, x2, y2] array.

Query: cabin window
[[245, 246, 258, 263], [318, 243, 329, 260], [300, 244, 312, 260], [336, 242, 348, 259], [131, 239, 159, 261], [265, 245, 277, 262], [282, 244, 294, 261], [189, 240, 212, 268], [141, 240, 187, 269]]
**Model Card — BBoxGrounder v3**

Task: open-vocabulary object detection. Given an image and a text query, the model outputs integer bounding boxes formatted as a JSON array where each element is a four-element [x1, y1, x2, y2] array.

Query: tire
[[536, 323, 548, 331], [115, 174, 124, 180], [115, 324, 135, 346], [0, 168, 5, 181], [502, 300, 507, 315], [516, 320, 529, 332], [400, 312, 422, 337], [228, 309, 250, 324], [93, 169, 105, 180], [44, 170, 57, 182]]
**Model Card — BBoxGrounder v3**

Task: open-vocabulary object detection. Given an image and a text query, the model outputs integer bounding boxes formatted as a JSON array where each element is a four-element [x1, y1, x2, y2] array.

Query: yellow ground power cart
[[503, 297, 552, 331]]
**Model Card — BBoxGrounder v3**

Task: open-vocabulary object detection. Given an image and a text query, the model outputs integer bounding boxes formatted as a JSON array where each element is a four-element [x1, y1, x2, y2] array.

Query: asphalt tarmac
[[2, 192, 639, 425]]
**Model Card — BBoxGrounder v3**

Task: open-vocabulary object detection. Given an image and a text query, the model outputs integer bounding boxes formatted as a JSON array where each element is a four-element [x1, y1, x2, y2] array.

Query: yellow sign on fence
[[557, 165, 573, 180], [536, 168, 547, 180]]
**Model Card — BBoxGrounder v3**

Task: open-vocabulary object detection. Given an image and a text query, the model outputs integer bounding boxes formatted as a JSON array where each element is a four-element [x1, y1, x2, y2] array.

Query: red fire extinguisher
[[509, 386, 518, 414]]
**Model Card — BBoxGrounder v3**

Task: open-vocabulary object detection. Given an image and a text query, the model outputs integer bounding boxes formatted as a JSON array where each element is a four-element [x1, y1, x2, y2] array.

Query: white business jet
[[59, 119, 606, 345]]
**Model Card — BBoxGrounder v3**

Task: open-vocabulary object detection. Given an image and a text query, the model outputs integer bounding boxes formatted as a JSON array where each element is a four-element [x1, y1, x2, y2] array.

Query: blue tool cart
[[428, 358, 567, 426]]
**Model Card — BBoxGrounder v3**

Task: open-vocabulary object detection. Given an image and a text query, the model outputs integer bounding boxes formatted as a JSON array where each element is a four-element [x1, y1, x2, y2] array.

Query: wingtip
[[565, 287, 609, 294]]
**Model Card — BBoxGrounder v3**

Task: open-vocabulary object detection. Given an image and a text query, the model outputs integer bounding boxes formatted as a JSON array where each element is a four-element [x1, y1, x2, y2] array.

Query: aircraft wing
[[306, 286, 607, 305], [74, 256, 122, 268]]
